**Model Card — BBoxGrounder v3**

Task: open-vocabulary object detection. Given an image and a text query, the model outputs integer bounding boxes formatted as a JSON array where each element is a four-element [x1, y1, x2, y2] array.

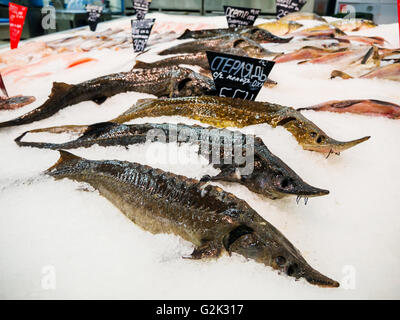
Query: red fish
[[299, 99, 400, 119], [0, 95, 36, 110], [360, 63, 400, 81], [274, 47, 344, 63]]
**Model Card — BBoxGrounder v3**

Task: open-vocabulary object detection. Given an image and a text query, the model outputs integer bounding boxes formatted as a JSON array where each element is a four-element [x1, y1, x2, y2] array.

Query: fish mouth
[[303, 136, 371, 154]]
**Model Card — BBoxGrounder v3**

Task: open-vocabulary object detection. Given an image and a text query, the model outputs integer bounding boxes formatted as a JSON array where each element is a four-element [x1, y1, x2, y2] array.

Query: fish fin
[[51, 82, 73, 96], [46, 150, 82, 174], [204, 167, 241, 184], [184, 241, 222, 260], [132, 60, 151, 69], [177, 29, 192, 40], [330, 70, 353, 79], [92, 96, 107, 105]]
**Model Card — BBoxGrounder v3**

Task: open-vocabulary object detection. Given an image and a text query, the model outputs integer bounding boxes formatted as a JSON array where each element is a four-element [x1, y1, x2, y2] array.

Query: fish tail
[[14, 130, 61, 149], [0, 119, 20, 129], [46, 150, 82, 175]]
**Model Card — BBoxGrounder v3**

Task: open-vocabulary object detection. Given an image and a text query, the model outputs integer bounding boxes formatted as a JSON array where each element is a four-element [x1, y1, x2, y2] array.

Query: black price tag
[[0, 73, 8, 97], [133, 0, 150, 20], [131, 18, 155, 53], [223, 5, 261, 28], [86, 4, 103, 32], [276, 0, 307, 19], [206, 51, 275, 101]]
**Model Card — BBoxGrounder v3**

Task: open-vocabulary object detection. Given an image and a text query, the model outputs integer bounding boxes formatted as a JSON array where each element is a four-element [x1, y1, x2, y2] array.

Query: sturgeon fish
[[177, 26, 292, 43], [0, 66, 215, 129], [158, 35, 276, 58], [46, 150, 340, 288], [112, 96, 370, 155], [15, 122, 329, 200]]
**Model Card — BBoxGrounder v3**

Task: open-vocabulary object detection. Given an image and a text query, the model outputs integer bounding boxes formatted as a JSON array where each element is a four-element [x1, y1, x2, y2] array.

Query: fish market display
[[0, 95, 36, 110], [0, 66, 215, 129], [46, 150, 339, 288], [299, 99, 400, 119], [177, 26, 292, 43], [158, 35, 277, 58], [112, 96, 370, 155], [15, 122, 329, 200], [2, 11, 399, 299]]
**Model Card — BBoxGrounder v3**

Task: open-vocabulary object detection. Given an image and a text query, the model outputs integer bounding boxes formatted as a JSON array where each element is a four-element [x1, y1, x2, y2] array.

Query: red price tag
[[0, 73, 8, 98], [9, 2, 27, 50], [398, 0, 400, 45]]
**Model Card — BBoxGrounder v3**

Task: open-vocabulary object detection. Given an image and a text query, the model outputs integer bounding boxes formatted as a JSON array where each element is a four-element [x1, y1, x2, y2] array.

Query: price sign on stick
[[86, 5, 103, 32], [206, 51, 275, 101], [0, 73, 9, 98], [9, 2, 27, 49], [133, 0, 150, 20], [223, 5, 260, 29], [276, 0, 307, 19], [131, 18, 155, 53], [397, 0, 400, 44]]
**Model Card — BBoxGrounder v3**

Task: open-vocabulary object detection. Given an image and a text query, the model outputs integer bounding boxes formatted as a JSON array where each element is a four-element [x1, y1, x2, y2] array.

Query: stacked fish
[[1, 12, 400, 288]]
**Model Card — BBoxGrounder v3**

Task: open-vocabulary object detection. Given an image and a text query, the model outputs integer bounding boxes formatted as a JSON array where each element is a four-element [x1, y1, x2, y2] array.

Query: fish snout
[[270, 173, 329, 198], [302, 135, 370, 154], [303, 266, 340, 288], [330, 136, 371, 153]]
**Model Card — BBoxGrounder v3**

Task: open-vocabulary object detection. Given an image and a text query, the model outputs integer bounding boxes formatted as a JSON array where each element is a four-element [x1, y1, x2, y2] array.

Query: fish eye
[[280, 178, 290, 188], [316, 135, 325, 144], [310, 132, 317, 138], [275, 256, 286, 266]]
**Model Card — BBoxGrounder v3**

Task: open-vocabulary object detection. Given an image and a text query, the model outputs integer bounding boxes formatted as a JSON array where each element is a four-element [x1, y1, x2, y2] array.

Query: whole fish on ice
[[112, 96, 370, 155], [16, 122, 329, 200], [158, 35, 277, 58], [0, 66, 215, 129], [177, 26, 292, 43], [46, 150, 339, 288]]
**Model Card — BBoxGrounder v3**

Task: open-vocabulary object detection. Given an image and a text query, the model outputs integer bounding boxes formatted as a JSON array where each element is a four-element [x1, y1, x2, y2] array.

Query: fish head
[[232, 37, 271, 58], [299, 131, 371, 154], [280, 116, 370, 154], [226, 224, 339, 288], [239, 149, 329, 198], [171, 68, 216, 97]]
